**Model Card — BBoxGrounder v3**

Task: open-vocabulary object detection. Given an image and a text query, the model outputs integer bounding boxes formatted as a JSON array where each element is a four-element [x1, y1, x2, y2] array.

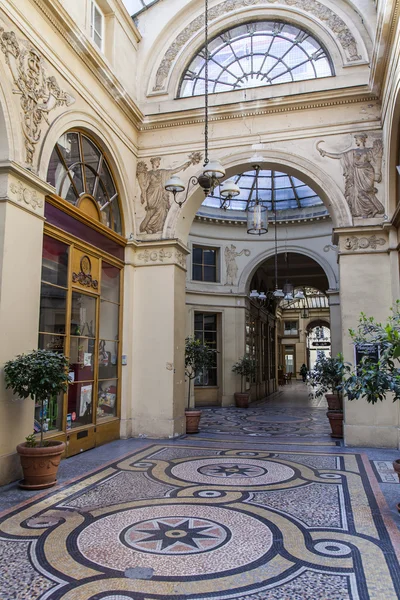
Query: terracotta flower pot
[[326, 411, 343, 438], [185, 410, 201, 434], [16, 441, 66, 490], [393, 459, 400, 483], [325, 393, 342, 411], [234, 392, 250, 408]]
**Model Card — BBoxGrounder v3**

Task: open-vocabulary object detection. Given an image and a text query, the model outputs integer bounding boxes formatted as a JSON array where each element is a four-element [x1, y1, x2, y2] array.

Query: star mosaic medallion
[[0, 444, 399, 600]]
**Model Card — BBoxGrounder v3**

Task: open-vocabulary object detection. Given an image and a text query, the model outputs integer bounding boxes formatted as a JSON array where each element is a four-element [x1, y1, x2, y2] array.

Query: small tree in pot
[[4, 349, 70, 489], [232, 354, 257, 408], [185, 336, 216, 433], [309, 353, 349, 438]]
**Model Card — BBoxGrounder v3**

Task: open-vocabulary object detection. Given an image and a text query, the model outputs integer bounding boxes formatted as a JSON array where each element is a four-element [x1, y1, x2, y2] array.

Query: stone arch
[[166, 148, 352, 242], [147, 0, 370, 97], [306, 318, 330, 332], [37, 110, 135, 238], [237, 245, 338, 294]]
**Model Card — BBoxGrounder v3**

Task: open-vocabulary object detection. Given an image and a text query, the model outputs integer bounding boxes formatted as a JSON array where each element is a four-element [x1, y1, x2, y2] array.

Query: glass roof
[[180, 21, 333, 97], [203, 169, 324, 212]]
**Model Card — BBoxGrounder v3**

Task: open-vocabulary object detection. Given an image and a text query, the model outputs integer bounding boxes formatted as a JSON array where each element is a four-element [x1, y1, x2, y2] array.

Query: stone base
[[0, 451, 22, 487], [344, 423, 400, 448], [130, 415, 186, 439]]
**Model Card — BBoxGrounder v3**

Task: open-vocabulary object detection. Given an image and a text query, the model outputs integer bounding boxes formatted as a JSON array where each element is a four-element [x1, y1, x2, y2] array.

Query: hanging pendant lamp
[[272, 206, 284, 297], [247, 165, 268, 235]]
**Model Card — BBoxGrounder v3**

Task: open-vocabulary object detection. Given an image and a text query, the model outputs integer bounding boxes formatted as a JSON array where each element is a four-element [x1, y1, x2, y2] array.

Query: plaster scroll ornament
[[153, 0, 361, 91], [343, 235, 386, 251], [10, 181, 43, 210], [137, 152, 202, 235], [225, 245, 251, 286], [138, 249, 173, 263], [317, 134, 384, 218], [0, 27, 75, 166]]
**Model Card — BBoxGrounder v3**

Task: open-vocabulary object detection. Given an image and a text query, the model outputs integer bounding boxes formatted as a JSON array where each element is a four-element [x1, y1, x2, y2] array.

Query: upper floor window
[[192, 246, 218, 282], [179, 21, 333, 97], [47, 131, 123, 234], [91, 0, 104, 51], [284, 321, 298, 336]]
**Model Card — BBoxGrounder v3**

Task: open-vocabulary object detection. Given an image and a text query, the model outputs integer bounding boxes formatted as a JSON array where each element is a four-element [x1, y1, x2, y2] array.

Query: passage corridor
[[0, 382, 400, 599]]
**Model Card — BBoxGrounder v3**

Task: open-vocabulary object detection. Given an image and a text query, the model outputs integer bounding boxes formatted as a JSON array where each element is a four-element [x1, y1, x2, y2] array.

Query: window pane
[[47, 147, 66, 191], [101, 263, 120, 302], [99, 340, 118, 379], [39, 283, 67, 334], [34, 393, 63, 434], [82, 136, 101, 175], [100, 162, 116, 199], [193, 247, 203, 264], [204, 314, 217, 331], [71, 292, 96, 337], [97, 379, 117, 420], [100, 300, 119, 340], [192, 265, 202, 281], [67, 382, 94, 428], [42, 236, 69, 287], [70, 337, 96, 381], [194, 313, 203, 330], [203, 249, 216, 266], [57, 133, 81, 169], [38, 333, 65, 353], [204, 266, 216, 282], [112, 201, 123, 235]]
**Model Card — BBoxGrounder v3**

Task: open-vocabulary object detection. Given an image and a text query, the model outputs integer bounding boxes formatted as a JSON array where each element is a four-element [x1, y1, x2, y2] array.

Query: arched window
[[47, 131, 123, 234], [179, 21, 333, 97]]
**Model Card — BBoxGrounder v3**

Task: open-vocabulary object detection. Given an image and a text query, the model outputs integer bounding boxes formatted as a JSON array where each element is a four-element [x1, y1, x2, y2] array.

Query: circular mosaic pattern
[[171, 458, 295, 486], [314, 541, 352, 556], [197, 490, 223, 498], [198, 463, 267, 478], [123, 516, 228, 555], [320, 474, 342, 480], [77, 504, 273, 576]]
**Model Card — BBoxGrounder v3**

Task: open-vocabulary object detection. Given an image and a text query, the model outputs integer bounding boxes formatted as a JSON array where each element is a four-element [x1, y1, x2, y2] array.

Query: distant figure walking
[[300, 364, 308, 383]]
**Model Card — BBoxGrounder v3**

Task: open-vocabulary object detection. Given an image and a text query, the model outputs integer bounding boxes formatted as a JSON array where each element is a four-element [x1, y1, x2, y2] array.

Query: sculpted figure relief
[[0, 27, 75, 165], [317, 134, 384, 218], [225, 245, 251, 286], [137, 152, 202, 234]]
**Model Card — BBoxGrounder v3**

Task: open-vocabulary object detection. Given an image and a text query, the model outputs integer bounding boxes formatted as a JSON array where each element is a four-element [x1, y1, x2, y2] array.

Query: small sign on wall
[[354, 343, 380, 366]]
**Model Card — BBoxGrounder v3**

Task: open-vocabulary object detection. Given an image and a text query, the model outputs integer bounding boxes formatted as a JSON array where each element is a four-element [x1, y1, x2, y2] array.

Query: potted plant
[[185, 336, 216, 434], [232, 354, 257, 408], [341, 304, 400, 489], [4, 349, 70, 489], [309, 353, 348, 438]]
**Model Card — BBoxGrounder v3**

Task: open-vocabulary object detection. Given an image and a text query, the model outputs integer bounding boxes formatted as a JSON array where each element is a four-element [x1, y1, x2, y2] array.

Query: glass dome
[[203, 169, 324, 212]]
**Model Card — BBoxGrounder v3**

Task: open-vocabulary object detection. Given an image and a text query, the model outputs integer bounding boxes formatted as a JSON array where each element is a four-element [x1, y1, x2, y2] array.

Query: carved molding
[[343, 235, 386, 251], [0, 26, 75, 166], [9, 181, 43, 210], [134, 246, 188, 268], [153, 0, 362, 92], [138, 249, 173, 263], [175, 251, 187, 268]]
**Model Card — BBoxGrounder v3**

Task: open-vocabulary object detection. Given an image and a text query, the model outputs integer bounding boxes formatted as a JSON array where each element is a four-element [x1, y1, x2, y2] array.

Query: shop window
[[90, 0, 104, 51], [47, 131, 122, 234], [194, 313, 218, 386], [192, 246, 218, 282], [284, 320, 298, 335], [284, 345, 295, 374]]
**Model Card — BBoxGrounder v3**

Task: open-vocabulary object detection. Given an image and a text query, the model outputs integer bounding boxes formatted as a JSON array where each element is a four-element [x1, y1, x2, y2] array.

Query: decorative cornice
[[153, 0, 362, 92], [195, 214, 330, 225], [342, 234, 386, 251], [128, 240, 189, 269], [139, 94, 378, 131], [9, 180, 43, 210]]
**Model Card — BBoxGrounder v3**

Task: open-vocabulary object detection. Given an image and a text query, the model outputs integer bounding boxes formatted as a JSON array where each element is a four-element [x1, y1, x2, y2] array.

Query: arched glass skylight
[[179, 21, 333, 97], [203, 169, 324, 211]]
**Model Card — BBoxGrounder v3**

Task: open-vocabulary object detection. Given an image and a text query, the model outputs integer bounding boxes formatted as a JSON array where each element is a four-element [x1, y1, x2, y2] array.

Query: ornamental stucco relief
[[225, 245, 251, 286], [136, 153, 202, 234], [10, 180, 43, 210], [0, 27, 75, 166], [343, 235, 386, 251], [153, 0, 361, 92], [135, 247, 188, 268], [317, 134, 384, 218]]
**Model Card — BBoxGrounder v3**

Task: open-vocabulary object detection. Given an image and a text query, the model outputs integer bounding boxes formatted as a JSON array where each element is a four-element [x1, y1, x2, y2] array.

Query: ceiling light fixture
[[247, 165, 268, 235], [165, 0, 239, 207]]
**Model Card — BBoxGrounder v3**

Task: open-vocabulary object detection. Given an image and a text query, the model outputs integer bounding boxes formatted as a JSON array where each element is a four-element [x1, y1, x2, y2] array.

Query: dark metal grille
[[179, 21, 333, 97]]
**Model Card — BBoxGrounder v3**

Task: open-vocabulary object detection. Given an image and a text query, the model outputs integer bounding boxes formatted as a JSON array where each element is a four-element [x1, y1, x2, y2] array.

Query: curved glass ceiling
[[203, 169, 324, 212], [180, 21, 333, 97]]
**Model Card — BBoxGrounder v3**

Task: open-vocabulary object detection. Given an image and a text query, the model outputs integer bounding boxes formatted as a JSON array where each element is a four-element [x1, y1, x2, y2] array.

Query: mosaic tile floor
[[1, 443, 400, 599]]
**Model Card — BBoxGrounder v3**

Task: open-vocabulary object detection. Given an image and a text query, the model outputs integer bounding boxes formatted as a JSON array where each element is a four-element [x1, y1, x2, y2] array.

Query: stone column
[[0, 162, 53, 485], [336, 226, 400, 448], [123, 241, 189, 438], [326, 289, 342, 356]]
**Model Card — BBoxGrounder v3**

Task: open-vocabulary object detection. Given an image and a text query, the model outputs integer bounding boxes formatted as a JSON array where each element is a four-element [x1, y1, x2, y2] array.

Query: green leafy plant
[[25, 434, 37, 448], [4, 349, 71, 447], [309, 353, 349, 401], [344, 302, 400, 404], [185, 337, 217, 409], [232, 354, 257, 393]]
